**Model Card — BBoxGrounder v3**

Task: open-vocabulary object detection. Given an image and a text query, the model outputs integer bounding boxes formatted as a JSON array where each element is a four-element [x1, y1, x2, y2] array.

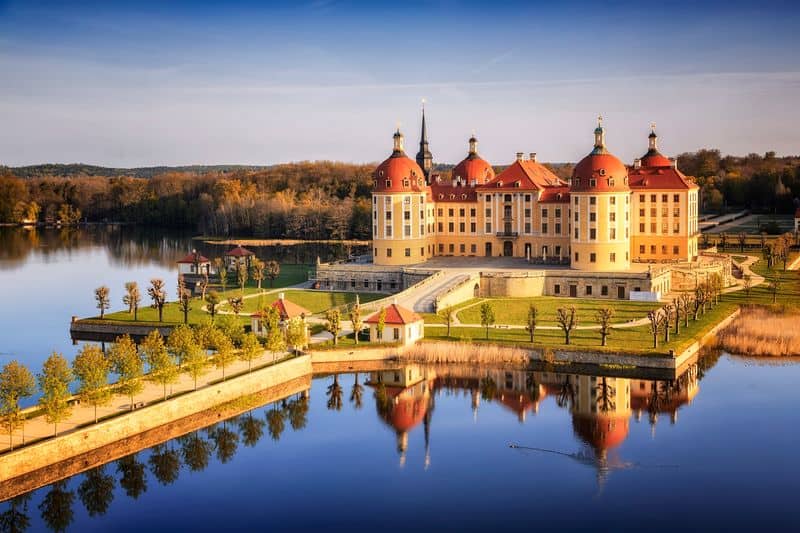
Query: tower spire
[[648, 122, 658, 153], [416, 99, 433, 182], [592, 115, 607, 154]]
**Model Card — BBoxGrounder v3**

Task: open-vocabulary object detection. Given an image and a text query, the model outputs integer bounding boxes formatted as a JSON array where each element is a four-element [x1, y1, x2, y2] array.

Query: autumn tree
[[38, 352, 73, 436], [177, 274, 192, 324], [213, 330, 236, 380], [349, 298, 364, 344], [324, 309, 342, 345], [239, 332, 262, 372], [437, 305, 455, 338], [168, 325, 207, 390], [206, 290, 220, 321], [376, 307, 387, 341], [0, 360, 36, 449], [479, 302, 495, 340], [228, 297, 244, 317], [525, 304, 538, 343], [237, 262, 249, 293], [266, 260, 280, 288], [555, 306, 577, 345], [94, 286, 110, 319], [72, 345, 111, 424], [251, 258, 265, 290], [214, 258, 228, 293], [109, 335, 144, 411], [123, 282, 141, 321], [147, 278, 167, 322], [141, 330, 178, 400], [285, 317, 307, 353]]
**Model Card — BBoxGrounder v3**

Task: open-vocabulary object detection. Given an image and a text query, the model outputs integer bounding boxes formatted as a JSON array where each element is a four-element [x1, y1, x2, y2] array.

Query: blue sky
[[1, 0, 799, 166]]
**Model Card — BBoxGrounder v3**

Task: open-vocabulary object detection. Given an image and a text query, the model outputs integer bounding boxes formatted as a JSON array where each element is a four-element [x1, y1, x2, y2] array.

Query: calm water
[[1, 227, 799, 532]]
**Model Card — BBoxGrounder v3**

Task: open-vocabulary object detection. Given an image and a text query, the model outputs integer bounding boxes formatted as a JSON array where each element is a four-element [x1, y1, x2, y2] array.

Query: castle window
[[609, 178, 615, 186], [555, 208, 561, 217], [590, 253, 596, 263], [574, 197, 579, 205], [601, 285, 608, 296], [609, 212, 616, 222], [639, 208, 645, 216], [471, 244, 477, 253], [438, 194, 444, 200], [639, 223, 645, 232], [525, 222, 531, 233], [542, 208, 548, 218], [450, 194, 455, 200], [599, 169, 606, 176], [404, 211, 410, 220], [497, 181, 503, 187], [650, 245, 656, 254], [555, 245, 561, 256], [405, 248, 411, 257], [385, 180, 392, 188], [673, 246, 679, 255], [589, 197, 596, 205], [460, 244, 466, 253], [650, 194, 657, 202], [525, 194, 531, 202], [449, 244, 455, 253], [459, 222, 465, 232], [470, 208, 476, 217], [574, 178, 581, 187], [504, 194, 512, 202], [610, 252, 616, 262], [387, 248, 392, 257], [674, 194, 680, 203], [470, 222, 476, 232], [437, 208, 443, 216], [639, 194, 645, 202], [514, 181, 521, 188], [403, 196, 411, 204], [542, 223, 548, 234], [662, 194, 668, 202], [610, 228, 616, 239], [438, 244, 444, 253], [555, 223, 561, 234], [586, 285, 593, 295], [609, 197, 616, 205], [589, 212, 596, 222], [590, 228, 596, 240], [462, 194, 467, 200], [448, 208, 454, 217], [554, 284, 561, 294], [378, 170, 384, 177], [386, 211, 392, 220], [574, 252, 579, 262], [589, 178, 596, 187]]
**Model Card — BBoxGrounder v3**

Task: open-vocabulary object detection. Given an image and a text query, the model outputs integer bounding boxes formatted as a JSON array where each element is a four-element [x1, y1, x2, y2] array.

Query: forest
[[1, 149, 798, 239]]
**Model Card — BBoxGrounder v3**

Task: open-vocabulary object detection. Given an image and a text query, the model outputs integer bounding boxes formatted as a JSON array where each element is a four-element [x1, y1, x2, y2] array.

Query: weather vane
[[650, 121, 657, 131], [597, 114, 603, 127]]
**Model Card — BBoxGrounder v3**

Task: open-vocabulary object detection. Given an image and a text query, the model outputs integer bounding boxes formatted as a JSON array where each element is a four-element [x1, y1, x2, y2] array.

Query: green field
[[455, 297, 660, 327], [220, 289, 384, 315], [102, 301, 248, 326]]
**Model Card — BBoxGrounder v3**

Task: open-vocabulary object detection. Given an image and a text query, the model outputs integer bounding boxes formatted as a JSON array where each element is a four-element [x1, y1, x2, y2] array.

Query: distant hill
[[5, 163, 274, 179]]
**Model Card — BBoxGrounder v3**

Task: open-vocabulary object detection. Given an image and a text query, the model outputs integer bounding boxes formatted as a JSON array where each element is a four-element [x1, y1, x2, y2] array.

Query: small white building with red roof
[[250, 292, 311, 337], [365, 302, 424, 346], [225, 244, 255, 271], [176, 250, 211, 276]]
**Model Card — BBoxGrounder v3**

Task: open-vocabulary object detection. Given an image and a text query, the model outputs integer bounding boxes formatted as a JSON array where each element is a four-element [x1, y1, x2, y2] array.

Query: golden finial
[[597, 114, 603, 127], [421, 97, 426, 110], [650, 121, 657, 131]]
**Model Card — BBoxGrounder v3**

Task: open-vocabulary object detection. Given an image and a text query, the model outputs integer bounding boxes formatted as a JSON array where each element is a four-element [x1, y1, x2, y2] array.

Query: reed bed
[[400, 341, 529, 365], [716, 306, 800, 357]]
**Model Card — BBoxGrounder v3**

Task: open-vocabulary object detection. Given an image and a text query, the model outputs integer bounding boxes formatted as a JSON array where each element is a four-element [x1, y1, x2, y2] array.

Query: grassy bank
[[219, 289, 383, 315]]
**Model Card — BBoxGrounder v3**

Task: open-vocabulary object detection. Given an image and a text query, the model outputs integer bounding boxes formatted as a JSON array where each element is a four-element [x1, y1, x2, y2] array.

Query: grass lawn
[[212, 264, 312, 295], [101, 301, 249, 327], [220, 289, 384, 315], [455, 297, 660, 327]]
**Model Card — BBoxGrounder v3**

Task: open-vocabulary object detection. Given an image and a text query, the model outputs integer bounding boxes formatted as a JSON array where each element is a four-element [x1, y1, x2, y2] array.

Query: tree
[[376, 307, 387, 341], [324, 309, 342, 345], [743, 274, 753, 300], [263, 306, 285, 359], [228, 297, 244, 317], [73, 345, 111, 423], [77, 466, 115, 517], [177, 274, 192, 324], [239, 412, 265, 447], [769, 273, 781, 304], [662, 304, 673, 344], [169, 326, 207, 390], [525, 304, 538, 343], [237, 262, 249, 293], [251, 257, 265, 290], [555, 306, 577, 345], [239, 332, 262, 372], [677, 293, 693, 328], [266, 260, 280, 288], [94, 286, 110, 319], [214, 331, 236, 380], [109, 334, 144, 411], [206, 290, 220, 321], [38, 352, 73, 436], [123, 281, 141, 321], [39, 480, 75, 532], [147, 278, 167, 322], [479, 301, 495, 339], [437, 305, 454, 338], [0, 360, 36, 449], [738, 232, 747, 252], [116, 453, 147, 499], [141, 330, 178, 400], [199, 271, 209, 301], [285, 316, 307, 353], [596, 308, 614, 347], [349, 298, 363, 344], [647, 309, 664, 349], [215, 258, 228, 293]]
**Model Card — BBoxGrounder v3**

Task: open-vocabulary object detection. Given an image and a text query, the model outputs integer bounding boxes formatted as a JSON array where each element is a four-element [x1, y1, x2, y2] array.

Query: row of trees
[[0, 323, 275, 447]]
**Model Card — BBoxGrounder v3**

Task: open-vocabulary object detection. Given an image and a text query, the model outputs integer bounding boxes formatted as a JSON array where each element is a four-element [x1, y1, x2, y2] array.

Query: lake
[[1, 227, 799, 531]]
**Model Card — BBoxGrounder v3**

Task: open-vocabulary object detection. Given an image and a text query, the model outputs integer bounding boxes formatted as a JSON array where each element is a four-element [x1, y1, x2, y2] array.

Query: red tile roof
[[538, 186, 570, 203], [225, 245, 255, 257], [365, 303, 422, 325], [572, 152, 630, 193], [430, 182, 479, 202], [176, 252, 210, 264], [452, 155, 495, 185], [479, 159, 565, 191], [628, 166, 698, 190], [251, 297, 311, 320], [373, 153, 429, 194]]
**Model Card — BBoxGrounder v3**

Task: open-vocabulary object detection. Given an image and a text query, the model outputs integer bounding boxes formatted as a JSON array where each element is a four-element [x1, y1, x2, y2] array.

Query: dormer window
[[373, 180, 377, 188], [438, 194, 444, 200], [589, 178, 596, 187], [385, 180, 392, 188], [574, 178, 581, 187], [624, 177, 629, 185], [497, 181, 503, 187], [456, 175, 461, 181], [403, 179, 410, 187], [514, 181, 521, 188], [449, 194, 455, 200], [599, 169, 606, 176], [609, 178, 615, 187], [378, 170, 384, 177], [462, 194, 467, 200]]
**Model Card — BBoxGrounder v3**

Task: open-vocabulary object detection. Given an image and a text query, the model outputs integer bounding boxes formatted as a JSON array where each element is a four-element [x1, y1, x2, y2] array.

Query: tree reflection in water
[[266, 405, 286, 441], [180, 432, 212, 472], [38, 480, 74, 533], [350, 373, 364, 409], [148, 444, 180, 486], [0, 493, 31, 532], [210, 421, 239, 464], [238, 412, 266, 447], [77, 466, 115, 517], [116, 453, 147, 500], [326, 374, 343, 411]]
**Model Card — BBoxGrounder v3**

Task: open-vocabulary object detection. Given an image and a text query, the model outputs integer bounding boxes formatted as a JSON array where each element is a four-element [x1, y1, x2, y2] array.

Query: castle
[[371, 110, 699, 271]]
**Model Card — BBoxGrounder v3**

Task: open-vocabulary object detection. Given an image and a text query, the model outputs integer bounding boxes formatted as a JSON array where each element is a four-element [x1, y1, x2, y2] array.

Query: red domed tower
[[372, 129, 432, 265], [639, 125, 672, 168], [569, 117, 631, 271], [451, 134, 495, 186]]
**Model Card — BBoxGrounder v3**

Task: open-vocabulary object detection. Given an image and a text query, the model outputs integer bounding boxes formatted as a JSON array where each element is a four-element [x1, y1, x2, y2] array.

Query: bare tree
[[438, 305, 455, 338], [177, 274, 192, 325], [123, 282, 141, 321], [555, 306, 577, 345], [266, 260, 281, 288], [148, 279, 167, 322], [595, 307, 613, 347], [647, 309, 664, 349]]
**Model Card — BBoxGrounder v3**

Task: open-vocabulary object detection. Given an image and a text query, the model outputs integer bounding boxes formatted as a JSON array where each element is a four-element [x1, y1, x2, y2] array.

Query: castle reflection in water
[[366, 363, 699, 482]]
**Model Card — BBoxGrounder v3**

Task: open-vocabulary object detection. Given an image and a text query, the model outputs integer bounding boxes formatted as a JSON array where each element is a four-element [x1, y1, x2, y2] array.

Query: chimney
[[669, 157, 678, 169], [529, 152, 537, 162], [633, 158, 642, 169], [515, 152, 524, 162]]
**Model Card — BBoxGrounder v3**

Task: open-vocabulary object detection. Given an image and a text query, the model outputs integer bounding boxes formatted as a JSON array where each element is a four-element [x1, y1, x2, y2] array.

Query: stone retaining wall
[[0, 355, 312, 483]]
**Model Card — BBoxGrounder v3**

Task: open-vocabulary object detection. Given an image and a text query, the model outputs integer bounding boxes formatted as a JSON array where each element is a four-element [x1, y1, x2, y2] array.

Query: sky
[[1, 0, 799, 167]]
